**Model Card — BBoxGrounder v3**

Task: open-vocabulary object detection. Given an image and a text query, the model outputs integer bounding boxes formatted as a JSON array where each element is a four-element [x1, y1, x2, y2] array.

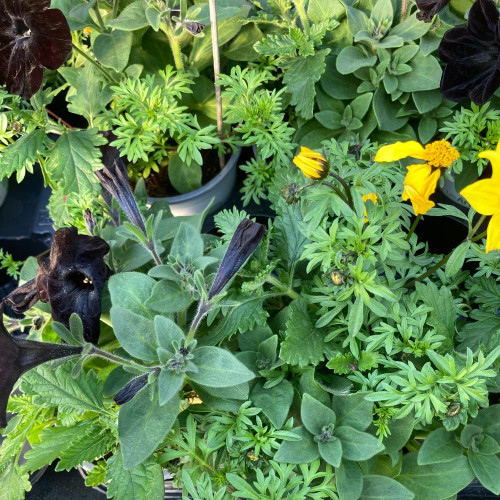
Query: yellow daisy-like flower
[[375, 139, 459, 215], [460, 141, 500, 253], [362, 193, 378, 222], [293, 146, 329, 180]]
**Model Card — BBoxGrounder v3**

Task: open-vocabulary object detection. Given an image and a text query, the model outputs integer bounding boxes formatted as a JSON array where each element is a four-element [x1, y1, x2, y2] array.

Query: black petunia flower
[[0, 0, 72, 99], [438, 0, 500, 105], [114, 373, 150, 405], [0, 305, 82, 427], [4, 227, 111, 345], [415, 0, 451, 22], [208, 219, 266, 300], [95, 133, 147, 237]]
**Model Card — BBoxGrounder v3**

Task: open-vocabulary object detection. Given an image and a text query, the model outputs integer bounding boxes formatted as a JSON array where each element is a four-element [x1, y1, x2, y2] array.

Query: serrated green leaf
[[45, 129, 107, 195], [0, 129, 46, 182], [23, 363, 105, 415], [281, 299, 325, 367], [56, 426, 115, 472], [105, 451, 165, 499], [0, 462, 32, 500]]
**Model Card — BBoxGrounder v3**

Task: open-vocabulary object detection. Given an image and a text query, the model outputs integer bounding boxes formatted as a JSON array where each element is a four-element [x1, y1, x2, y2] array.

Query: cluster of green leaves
[[440, 102, 500, 191], [0, 249, 22, 280]]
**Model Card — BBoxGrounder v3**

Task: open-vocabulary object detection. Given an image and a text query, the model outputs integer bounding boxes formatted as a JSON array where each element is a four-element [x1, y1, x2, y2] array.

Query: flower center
[[423, 140, 459, 168], [13, 18, 31, 37]]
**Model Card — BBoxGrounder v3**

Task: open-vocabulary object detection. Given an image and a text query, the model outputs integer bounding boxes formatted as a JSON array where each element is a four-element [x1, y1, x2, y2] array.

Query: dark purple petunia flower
[[438, 0, 500, 105], [0, 305, 82, 427], [208, 219, 265, 300], [0, 0, 72, 99], [114, 373, 150, 405], [95, 133, 147, 237], [4, 227, 111, 345], [415, 0, 451, 22]]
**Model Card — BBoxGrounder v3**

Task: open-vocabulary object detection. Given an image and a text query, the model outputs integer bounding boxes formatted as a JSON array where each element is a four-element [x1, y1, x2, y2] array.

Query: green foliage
[[0, 249, 22, 279]]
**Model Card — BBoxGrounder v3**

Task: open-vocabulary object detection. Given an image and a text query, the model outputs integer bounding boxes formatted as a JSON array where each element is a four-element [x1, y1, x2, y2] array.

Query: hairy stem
[[162, 21, 184, 71], [266, 276, 300, 300], [72, 44, 118, 84], [186, 300, 210, 344], [90, 347, 149, 373], [321, 181, 350, 207]]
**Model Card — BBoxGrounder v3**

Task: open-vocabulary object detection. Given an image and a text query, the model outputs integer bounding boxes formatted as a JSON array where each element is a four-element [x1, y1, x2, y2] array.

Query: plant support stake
[[209, 0, 225, 170]]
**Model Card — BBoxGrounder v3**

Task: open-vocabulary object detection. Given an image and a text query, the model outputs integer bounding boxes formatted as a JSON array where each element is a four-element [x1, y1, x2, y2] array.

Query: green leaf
[[460, 424, 483, 448], [106, 0, 149, 30], [23, 364, 105, 415], [477, 435, 500, 455], [108, 272, 156, 319], [52, 314, 85, 346], [382, 415, 415, 455], [301, 393, 336, 436], [417, 428, 463, 465], [335, 426, 383, 461], [158, 370, 185, 406], [144, 280, 191, 314], [250, 379, 294, 429], [225, 473, 260, 500], [168, 153, 202, 194], [23, 423, 89, 472], [170, 222, 204, 262], [412, 89, 442, 114], [154, 315, 185, 351], [373, 87, 408, 132], [468, 450, 500, 495], [58, 65, 113, 125], [274, 426, 319, 464], [189, 346, 255, 387], [336, 46, 377, 75], [321, 57, 359, 100], [45, 129, 107, 195], [398, 453, 474, 500], [315, 110, 343, 130], [0, 129, 46, 182], [318, 439, 343, 467], [445, 241, 470, 277], [224, 23, 263, 61], [332, 393, 373, 431], [307, 0, 344, 22], [281, 299, 325, 367], [94, 30, 133, 72], [118, 383, 179, 469], [336, 459, 363, 500], [389, 13, 431, 41], [359, 475, 414, 500], [106, 451, 165, 499], [0, 462, 32, 500], [56, 426, 115, 471], [348, 296, 364, 337], [110, 306, 157, 362], [282, 49, 330, 120], [398, 54, 441, 92]]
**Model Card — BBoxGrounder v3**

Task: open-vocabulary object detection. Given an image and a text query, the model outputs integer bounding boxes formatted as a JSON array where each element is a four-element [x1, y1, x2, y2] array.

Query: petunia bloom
[[208, 219, 265, 300], [293, 147, 330, 180], [375, 140, 459, 215], [415, 0, 451, 22], [0, 306, 82, 427], [114, 373, 150, 405], [0, 0, 72, 99], [4, 227, 111, 344], [460, 141, 500, 253], [95, 134, 148, 237], [438, 0, 500, 106]]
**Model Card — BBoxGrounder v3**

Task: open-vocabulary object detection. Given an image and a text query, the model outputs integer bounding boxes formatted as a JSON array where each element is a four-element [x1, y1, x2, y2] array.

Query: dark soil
[[144, 148, 226, 197]]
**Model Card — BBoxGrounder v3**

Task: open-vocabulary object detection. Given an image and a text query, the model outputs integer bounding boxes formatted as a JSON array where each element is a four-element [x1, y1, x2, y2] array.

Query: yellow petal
[[486, 212, 500, 253], [293, 156, 321, 179], [460, 178, 500, 216], [478, 150, 500, 181], [402, 185, 435, 215], [375, 141, 426, 163], [299, 146, 326, 162], [405, 164, 440, 199]]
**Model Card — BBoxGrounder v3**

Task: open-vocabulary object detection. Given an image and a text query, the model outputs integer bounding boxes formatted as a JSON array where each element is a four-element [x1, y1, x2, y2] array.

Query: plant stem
[[266, 276, 300, 299], [186, 301, 210, 344], [330, 173, 354, 209], [162, 22, 184, 71], [72, 43, 118, 84], [146, 241, 163, 265], [208, 0, 225, 170], [46, 108, 75, 131], [112, 0, 120, 18], [321, 181, 349, 207], [472, 230, 487, 243], [90, 347, 149, 372], [403, 214, 488, 288], [406, 214, 422, 242], [292, 0, 310, 35], [37, 155, 57, 190], [401, 0, 408, 21], [93, 5, 106, 31]]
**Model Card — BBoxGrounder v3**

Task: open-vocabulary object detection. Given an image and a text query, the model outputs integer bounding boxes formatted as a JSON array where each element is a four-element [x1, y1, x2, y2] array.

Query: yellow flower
[[83, 26, 92, 36], [460, 141, 500, 253], [362, 193, 378, 222], [293, 146, 329, 180], [375, 139, 459, 215]]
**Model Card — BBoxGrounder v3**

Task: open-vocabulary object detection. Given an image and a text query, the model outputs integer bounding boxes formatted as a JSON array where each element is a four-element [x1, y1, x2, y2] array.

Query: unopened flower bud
[[330, 270, 345, 286], [293, 146, 329, 180]]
